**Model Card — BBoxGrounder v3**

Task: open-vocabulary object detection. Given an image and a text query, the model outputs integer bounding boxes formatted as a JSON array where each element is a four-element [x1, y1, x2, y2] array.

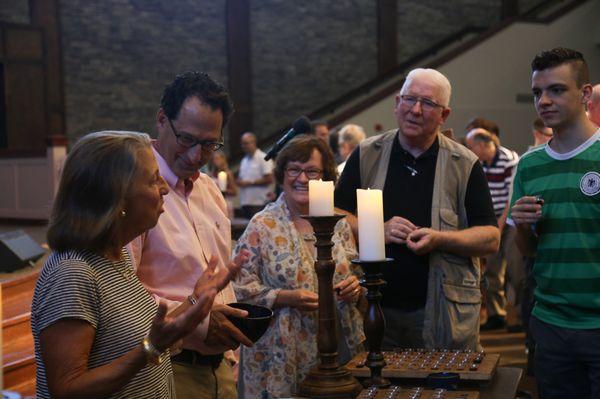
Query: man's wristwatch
[[188, 294, 198, 306], [142, 335, 163, 365]]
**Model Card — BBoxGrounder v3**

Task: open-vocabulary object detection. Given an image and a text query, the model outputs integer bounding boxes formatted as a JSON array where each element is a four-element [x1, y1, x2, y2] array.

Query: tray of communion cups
[[347, 348, 499, 382], [357, 386, 479, 399]]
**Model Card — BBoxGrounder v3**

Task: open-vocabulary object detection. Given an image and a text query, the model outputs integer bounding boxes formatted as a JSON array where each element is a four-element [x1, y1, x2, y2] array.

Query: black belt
[[171, 349, 223, 367]]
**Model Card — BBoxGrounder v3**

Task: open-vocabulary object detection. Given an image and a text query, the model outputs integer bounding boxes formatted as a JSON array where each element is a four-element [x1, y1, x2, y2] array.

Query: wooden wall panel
[[4, 62, 46, 151], [4, 27, 42, 61], [226, 0, 252, 158]]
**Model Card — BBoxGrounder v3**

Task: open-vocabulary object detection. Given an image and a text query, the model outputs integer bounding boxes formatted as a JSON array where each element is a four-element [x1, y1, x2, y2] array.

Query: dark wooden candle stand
[[298, 214, 362, 399], [351, 258, 393, 388]]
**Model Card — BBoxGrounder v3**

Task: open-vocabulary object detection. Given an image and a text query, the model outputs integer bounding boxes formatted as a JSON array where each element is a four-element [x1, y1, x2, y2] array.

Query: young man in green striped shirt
[[509, 48, 600, 398]]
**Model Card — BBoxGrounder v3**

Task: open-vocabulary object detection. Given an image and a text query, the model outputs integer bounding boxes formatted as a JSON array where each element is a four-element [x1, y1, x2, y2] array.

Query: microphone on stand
[[264, 116, 312, 161]]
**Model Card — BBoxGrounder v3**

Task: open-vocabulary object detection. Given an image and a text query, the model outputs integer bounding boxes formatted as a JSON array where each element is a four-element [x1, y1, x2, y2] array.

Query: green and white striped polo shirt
[[509, 129, 600, 329]]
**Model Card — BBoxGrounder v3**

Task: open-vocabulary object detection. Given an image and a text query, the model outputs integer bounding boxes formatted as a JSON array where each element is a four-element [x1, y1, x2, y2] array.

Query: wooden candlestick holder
[[351, 258, 393, 388], [298, 214, 362, 399]]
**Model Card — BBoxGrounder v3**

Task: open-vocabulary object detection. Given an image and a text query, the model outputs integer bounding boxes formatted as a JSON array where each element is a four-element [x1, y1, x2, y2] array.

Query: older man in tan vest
[[335, 68, 500, 350]]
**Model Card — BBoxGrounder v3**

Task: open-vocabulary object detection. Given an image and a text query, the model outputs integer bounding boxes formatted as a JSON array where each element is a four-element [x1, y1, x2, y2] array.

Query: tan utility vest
[[359, 130, 481, 350]]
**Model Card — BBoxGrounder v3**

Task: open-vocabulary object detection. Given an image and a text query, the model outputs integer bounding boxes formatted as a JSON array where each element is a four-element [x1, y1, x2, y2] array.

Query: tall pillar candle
[[309, 179, 334, 216], [217, 171, 227, 192], [357, 188, 386, 261]]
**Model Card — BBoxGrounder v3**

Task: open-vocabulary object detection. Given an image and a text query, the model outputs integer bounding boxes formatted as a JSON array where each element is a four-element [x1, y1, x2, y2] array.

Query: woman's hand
[[275, 289, 319, 311], [149, 249, 250, 352], [191, 249, 249, 299], [333, 275, 362, 303]]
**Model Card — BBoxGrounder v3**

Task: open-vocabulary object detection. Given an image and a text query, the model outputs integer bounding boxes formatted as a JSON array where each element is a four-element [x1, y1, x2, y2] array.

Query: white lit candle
[[217, 171, 227, 192], [357, 188, 386, 261], [309, 179, 334, 216]]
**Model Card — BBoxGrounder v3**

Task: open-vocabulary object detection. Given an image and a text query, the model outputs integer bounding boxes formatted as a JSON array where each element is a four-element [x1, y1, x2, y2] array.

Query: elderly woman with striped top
[[31, 131, 246, 399]]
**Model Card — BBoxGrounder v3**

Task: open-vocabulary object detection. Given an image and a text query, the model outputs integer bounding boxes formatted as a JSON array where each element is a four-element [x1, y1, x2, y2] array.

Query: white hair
[[400, 68, 452, 107], [339, 124, 366, 148]]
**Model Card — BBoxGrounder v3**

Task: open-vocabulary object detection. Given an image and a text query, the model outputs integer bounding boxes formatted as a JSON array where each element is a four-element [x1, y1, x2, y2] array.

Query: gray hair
[[47, 131, 152, 253], [466, 128, 499, 147], [400, 68, 452, 107], [339, 124, 366, 149]]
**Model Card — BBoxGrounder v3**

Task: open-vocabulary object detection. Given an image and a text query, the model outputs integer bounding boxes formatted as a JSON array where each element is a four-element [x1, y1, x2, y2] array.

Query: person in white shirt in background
[[337, 124, 366, 174], [237, 132, 274, 219]]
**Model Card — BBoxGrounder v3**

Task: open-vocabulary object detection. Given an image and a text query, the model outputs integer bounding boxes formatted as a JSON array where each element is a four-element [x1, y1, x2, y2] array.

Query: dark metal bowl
[[226, 302, 273, 343]]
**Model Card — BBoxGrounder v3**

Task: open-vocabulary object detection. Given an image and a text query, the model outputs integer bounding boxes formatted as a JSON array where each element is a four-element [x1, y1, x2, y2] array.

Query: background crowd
[[31, 47, 600, 399]]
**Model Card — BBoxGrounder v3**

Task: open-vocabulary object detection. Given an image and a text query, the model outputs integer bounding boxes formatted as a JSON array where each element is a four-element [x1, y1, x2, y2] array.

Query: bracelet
[[142, 335, 163, 365], [187, 294, 198, 306]]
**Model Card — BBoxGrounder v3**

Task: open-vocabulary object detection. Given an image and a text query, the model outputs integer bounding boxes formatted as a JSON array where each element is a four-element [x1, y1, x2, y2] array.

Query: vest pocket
[[437, 282, 481, 349], [442, 282, 481, 304]]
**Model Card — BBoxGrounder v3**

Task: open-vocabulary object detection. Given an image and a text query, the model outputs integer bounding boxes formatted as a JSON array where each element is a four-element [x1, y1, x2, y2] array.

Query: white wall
[[0, 146, 66, 220], [346, 0, 600, 154]]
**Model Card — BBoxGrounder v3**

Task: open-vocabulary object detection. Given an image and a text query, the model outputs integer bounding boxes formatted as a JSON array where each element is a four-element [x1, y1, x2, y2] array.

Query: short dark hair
[[465, 117, 500, 137], [328, 128, 340, 154], [275, 135, 337, 186], [160, 71, 234, 127], [531, 47, 589, 87], [312, 120, 328, 129]]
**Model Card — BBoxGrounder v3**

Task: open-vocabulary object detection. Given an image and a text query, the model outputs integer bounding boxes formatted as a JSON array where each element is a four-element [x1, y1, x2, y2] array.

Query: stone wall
[[0, 0, 29, 24], [5, 1, 523, 149], [59, 0, 228, 141], [396, 0, 501, 63], [250, 0, 378, 140]]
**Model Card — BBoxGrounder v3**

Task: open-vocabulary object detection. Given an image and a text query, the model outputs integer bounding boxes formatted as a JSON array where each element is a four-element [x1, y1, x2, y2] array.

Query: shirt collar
[[392, 130, 440, 160], [151, 143, 199, 194]]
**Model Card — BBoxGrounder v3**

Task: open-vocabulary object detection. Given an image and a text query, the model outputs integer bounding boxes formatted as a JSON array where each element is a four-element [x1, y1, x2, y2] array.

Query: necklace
[[103, 251, 133, 281], [110, 260, 134, 280]]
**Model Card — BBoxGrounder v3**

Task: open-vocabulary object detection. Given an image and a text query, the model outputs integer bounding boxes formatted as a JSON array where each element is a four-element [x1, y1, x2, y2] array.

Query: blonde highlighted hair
[[47, 131, 151, 253]]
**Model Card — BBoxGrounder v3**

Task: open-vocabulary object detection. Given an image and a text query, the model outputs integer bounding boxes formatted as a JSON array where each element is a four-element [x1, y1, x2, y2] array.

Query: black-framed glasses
[[400, 95, 445, 112], [285, 167, 323, 179], [167, 118, 224, 151]]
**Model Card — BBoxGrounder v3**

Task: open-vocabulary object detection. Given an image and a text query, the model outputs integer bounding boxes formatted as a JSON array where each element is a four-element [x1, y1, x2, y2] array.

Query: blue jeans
[[530, 316, 600, 399]]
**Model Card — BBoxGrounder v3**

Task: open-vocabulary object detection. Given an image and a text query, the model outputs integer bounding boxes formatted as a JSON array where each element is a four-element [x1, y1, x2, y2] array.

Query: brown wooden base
[[298, 366, 363, 399]]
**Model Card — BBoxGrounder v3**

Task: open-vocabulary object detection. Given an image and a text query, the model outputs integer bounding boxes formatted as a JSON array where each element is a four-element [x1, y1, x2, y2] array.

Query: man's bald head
[[241, 132, 257, 155], [588, 84, 600, 126]]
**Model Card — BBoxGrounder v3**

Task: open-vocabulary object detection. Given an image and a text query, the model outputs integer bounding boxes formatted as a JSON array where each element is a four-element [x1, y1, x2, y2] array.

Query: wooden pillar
[[30, 0, 66, 138], [226, 0, 252, 158], [377, 0, 397, 75]]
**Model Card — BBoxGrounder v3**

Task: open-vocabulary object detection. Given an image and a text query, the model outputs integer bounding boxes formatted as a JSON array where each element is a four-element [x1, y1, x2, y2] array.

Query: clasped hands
[[147, 250, 252, 354], [276, 275, 362, 311], [384, 216, 441, 255]]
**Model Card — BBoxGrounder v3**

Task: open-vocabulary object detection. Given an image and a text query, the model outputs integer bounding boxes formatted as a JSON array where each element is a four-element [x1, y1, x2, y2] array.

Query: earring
[[120, 210, 127, 218]]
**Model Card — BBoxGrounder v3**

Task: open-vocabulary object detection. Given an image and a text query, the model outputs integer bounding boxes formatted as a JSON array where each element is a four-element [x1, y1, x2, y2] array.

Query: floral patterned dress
[[232, 194, 365, 399]]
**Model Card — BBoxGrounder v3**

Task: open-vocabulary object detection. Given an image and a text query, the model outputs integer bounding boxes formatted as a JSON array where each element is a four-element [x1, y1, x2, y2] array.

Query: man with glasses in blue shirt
[[335, 68, 499, 350], [129, 72, 252, 399]]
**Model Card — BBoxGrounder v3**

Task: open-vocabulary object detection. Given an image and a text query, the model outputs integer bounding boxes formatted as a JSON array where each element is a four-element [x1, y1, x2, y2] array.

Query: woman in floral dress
[[233, 135, 365, 398]]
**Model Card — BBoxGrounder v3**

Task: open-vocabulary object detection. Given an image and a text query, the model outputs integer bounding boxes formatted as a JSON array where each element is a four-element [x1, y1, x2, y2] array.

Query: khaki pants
[[172, 359, 236, 399], [484, 225, 525, 318]]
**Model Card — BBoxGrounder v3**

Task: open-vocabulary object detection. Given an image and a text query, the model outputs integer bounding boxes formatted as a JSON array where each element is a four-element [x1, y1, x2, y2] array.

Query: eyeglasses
[[400, 95, 445, 112], [167, 118, 224, 151], [285, 167, 323, 179]]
